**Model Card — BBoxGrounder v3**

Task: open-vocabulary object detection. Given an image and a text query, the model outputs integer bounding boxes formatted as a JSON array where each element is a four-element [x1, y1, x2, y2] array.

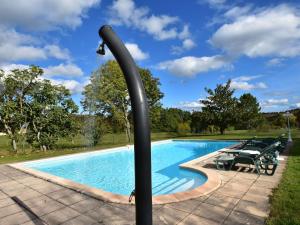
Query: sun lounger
[[215, 142, 280, 175]]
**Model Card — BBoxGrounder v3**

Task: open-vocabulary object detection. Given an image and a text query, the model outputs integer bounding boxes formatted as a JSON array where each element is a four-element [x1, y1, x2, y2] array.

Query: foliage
[[0, 66, 78, 152], [81, 60, 163, 142], [80, 115, 111, 146], [288, 113, 297, 128], [236, 93, 261, 129], [149, 106, 163, 131], [190, 111, 210, 133], [177, 122, 191, 134], [159, 108, 191, 132], [26, 80, 78, 151], [272, 113, 287, 128], [295, 110, 300, 128], [0, 66, 41, 152], [201, 80, 237, 134]]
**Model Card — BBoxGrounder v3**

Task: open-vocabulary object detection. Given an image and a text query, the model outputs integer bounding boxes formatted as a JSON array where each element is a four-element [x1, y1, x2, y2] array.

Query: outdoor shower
[[97, 25, 153, 225]]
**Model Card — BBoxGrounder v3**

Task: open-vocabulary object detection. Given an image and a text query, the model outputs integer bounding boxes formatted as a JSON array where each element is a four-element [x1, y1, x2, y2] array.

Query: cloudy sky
[[0, 0, 299, 112]]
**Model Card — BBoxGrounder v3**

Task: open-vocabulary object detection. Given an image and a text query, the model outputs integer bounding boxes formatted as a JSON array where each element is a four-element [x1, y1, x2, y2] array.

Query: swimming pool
[[22, 140, 237, 196]]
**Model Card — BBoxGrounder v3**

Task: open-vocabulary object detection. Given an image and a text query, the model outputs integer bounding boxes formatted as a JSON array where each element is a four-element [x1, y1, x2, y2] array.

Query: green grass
[[267, 136, 300, 225]]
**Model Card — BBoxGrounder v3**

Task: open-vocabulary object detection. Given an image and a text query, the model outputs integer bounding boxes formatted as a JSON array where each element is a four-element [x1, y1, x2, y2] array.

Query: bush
[[176, 122, 191, 135]]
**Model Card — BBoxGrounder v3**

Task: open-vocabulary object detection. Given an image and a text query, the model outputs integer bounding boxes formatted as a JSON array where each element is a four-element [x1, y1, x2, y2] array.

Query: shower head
[[96, 41, 105, 55]]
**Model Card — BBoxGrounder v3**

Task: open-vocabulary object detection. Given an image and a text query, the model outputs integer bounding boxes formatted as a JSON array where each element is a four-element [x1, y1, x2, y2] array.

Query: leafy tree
[[81, 60, 163, 142], [288, 113, 297, 128], [0, 66, 78, 152], [272, 113, 286, 128], [295, 110, 300, 128], [149, 105, 163, 131], [160, 108, 180, 132], [201, 80, 237, 134], [236, 93, 261, 129], [191, 111, 210, 133], [26, 80, 78, 151], [81, 115, 110, 146], [159, 108, 191, 132], [177, 122, 190, 135], [0, 67, 41, 152]]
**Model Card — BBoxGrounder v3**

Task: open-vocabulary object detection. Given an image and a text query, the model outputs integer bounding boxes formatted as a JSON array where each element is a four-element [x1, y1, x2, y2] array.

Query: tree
[[0, 66, 41, 152], [26, 80, 78, 151], [191, 111, 210, 133], [295, 110, 300, 128], [159, 108, 191, 132], [201, 80, 237, 134], [0, 66, 78, 152], [81, 60, 163, 142], [80, 115, 110, 146], [272, 113, 286, 128], [236, 93, 261, 129], [177, 122, 190, 135]]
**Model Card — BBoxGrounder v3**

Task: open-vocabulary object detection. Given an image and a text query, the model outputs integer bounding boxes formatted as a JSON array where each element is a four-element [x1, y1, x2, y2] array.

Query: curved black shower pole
[[97, 25, 152, 225]]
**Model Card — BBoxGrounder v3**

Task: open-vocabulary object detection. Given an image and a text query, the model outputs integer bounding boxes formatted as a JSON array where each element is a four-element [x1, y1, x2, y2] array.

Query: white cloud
[[171, 38, 196, 55], [121, 43, 149, 60], [158, 55, 230, 77], [0, 63, 85, 94], [49, 79, 85, 94], [178, 25, 191, 40], [232, 75, 261, 82], [103, 42, 149, 61], [44, 45, 70, 61], [261, 98, 289, 108], [296, 103, 300, 108], [230, 76, 267, 91], [0, 45, 46, 63], [0, 63, 84, 79], [231, 81, 267, 90], [0, 27, 73, 63], [182, 39, 196, 50], [199, 0, 227, 9], [266, 58, 284, 67], [210, 4, 300, 58], [109, 0, 181, 40], [224, 5, 253, 19], [43, 63, 84, 78], [0, 0, 100, 31], [0, 1, 99, 65], [177, 100, 204, 111], [108, 0, 192, 52], [0, 27, 45, 62], [0, 64, 29, 73]]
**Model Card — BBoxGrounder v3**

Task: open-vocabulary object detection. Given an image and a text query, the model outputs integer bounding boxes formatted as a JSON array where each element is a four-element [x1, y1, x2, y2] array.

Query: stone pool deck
[[0, 151, 287, 225]]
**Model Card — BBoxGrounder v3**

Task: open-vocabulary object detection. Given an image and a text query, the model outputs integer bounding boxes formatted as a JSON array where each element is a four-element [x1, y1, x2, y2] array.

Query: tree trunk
[[121, 102, 131, 143], [1, 120, 18, 152], [12, 139, 17, 152], [37, 131, 47, 151], [41, 145, 47, 152], [125, 118, 131, 143], [220, 127, 225, 135]]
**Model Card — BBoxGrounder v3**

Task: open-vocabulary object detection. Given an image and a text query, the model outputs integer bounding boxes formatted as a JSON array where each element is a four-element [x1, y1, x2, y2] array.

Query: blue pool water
[[23, 140, 237, 195]]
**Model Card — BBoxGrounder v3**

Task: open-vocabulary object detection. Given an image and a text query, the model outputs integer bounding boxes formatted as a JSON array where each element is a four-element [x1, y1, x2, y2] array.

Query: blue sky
[[0, 0, 299, 112]]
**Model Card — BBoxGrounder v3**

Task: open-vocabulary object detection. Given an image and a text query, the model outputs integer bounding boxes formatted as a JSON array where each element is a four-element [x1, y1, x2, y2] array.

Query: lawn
[[267, 135, 300, 225]]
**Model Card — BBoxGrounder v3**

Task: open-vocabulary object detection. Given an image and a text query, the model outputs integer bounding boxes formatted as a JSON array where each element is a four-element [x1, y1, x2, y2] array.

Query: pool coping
[[9, 139, 240, 205]]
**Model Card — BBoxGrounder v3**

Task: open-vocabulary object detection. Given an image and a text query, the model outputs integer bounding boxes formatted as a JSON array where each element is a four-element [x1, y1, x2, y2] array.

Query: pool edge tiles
[[9, 161, 221, 205], [9, 139, 238, 204]]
